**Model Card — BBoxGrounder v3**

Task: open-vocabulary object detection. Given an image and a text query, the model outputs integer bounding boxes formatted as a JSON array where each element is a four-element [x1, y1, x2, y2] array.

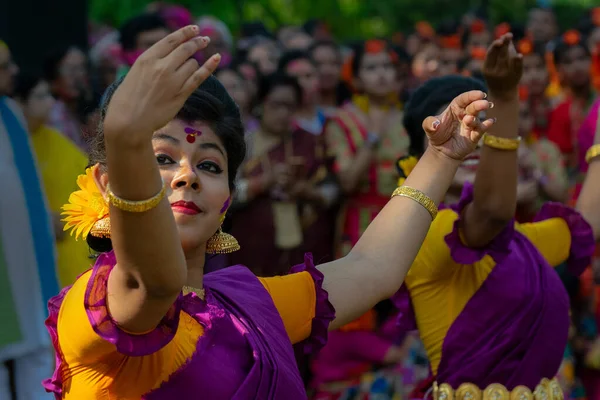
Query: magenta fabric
[[392, 183, 594, 390], [575, 98, 600, 200], [291, 253, 336, 355], [159, 5, 193, 31], [43, 251, 335, 399], [310, 329, 395, 388]]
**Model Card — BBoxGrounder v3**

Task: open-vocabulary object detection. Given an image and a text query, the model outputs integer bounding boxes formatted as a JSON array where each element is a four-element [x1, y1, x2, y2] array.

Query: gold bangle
[[482, 133, 521, 151], [585, 144, 600, 164], [106, 184, 167, 213], [391, 186, 438, 220]]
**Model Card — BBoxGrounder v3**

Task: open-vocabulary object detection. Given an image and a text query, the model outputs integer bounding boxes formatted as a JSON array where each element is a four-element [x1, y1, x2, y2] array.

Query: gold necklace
[[182, 285, 206, 301]]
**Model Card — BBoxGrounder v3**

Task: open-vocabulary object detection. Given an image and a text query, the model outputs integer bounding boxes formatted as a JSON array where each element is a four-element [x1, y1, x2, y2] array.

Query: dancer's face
[[261, 85, 298, 136], [286, 58, 319, 103], [356, 50, 397, 97], [522, 54, 548, 96], [312, 45, 341, 91], [558, 46, 591, 89], [216, 70, 250, 112], [20, 80, 55, 127], [96, 120, 230, 252]]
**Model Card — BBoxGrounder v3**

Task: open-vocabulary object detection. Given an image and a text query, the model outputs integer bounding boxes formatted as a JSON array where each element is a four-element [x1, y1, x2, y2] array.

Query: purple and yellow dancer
[[392, 34, 600, 399], [42, 26, 496, 399]]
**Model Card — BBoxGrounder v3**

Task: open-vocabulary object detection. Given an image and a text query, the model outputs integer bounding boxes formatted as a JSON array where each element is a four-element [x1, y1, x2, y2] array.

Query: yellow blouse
[[406, 209, 572, 374], [56, 270, 317, 398]]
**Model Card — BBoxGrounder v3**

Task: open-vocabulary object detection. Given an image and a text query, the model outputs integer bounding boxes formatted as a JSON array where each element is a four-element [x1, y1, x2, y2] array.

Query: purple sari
[[393, 183, 594, 391], [43, 252, 335, 399]]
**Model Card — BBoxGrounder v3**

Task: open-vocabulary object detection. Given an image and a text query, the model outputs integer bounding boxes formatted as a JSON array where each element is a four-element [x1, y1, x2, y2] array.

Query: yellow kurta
[[31, 125, 91, 287]]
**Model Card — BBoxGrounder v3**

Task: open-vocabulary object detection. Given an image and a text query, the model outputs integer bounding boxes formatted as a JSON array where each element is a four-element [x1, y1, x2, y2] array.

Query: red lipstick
[[171, 201, 202, 215]]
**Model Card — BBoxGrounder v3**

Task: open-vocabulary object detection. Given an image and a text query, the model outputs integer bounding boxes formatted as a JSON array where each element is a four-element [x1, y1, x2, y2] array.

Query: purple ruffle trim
[[390, 285, 418, 333], [42, 284, 74, 398], [290, 253, 336, 354], [442, 182, 514, 264], [83, 251, 182, 357], [533, 202, 595, 276]]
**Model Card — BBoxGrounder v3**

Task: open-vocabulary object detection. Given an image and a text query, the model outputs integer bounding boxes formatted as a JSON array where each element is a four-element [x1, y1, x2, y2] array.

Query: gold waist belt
[[433, 378, 563, 400]]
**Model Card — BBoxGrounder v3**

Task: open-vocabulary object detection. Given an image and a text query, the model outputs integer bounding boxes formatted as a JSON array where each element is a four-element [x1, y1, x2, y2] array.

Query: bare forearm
[[105, 134, 186, 296], [319, 148, 460, 329], [577, 160, 600, 242], [540, 179, 568, 203], [339, 146, 376, 193], [463, 95, 519, 246]]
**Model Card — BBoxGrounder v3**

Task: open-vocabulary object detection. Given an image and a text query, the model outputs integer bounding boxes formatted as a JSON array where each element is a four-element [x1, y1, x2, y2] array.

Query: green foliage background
[[90, 0, 599, 41]]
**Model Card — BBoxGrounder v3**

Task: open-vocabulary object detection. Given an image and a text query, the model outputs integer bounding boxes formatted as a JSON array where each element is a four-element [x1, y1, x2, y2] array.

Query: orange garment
[[56, 269, 317, 398]]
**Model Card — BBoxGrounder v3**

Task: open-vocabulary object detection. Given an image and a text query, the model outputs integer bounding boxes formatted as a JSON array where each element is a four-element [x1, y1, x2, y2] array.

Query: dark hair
[[391, 45, 411, 64], [278, 50, 315, 72], [510, 23, 527, 43], [528, 42, 548, 62], [303, 19, 325, 36], [351, 39, 393, 77], [257, 72, 303, 105], [553, 33, 590, 65], [436, 18, 461, 37], [87, 75, 246, 252], [215, 66, 245, 82], [43, 46, 83, 82], [119, 13, 168, 51], [578, 11, 600, 38], [13, 72, 44, 101], [240, 22, 273, 40], [308, 39, 339, 59], [403, 75, 487, 155]]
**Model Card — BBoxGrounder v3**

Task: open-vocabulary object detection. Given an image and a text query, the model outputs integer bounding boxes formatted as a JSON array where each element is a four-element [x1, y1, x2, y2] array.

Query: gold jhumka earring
[[206, 226, 240, 254], [90, 216, 111, 238]]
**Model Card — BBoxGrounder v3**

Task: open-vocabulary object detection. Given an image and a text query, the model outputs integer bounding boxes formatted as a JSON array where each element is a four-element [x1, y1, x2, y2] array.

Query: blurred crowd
[[3, 2, 600, 399]]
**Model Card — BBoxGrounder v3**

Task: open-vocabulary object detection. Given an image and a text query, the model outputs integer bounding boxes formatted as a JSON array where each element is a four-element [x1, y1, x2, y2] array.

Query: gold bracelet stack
[[106, 184, 167, 213], [585, 144, 600, 164], [391, 186, 438, 221], [482, 133, 521, 151]]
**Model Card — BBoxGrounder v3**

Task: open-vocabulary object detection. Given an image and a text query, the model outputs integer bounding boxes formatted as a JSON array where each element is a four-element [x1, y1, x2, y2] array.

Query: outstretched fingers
[[144, 25, 200, 59], [465, 99, 492, 116], [462, 114, 496, 142], [169, 36, 210, 68], [179, 54, 222, 96], [452, 90, 488, 110]]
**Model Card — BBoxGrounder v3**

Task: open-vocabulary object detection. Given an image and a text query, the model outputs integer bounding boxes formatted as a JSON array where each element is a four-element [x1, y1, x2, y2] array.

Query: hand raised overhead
[[103, 25, 221, 140], [423, 90, 495, 161], [483, 33, 523, 99]]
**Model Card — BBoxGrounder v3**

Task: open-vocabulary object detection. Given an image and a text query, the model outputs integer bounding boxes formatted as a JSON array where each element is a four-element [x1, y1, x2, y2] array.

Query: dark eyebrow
[[200, 142, 226, 157], [152, 133, 179, 143], [152, 133, 225, 157]]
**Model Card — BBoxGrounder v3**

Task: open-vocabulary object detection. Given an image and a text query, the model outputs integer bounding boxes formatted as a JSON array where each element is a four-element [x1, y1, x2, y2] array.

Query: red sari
[[229, 129, 334, 277]]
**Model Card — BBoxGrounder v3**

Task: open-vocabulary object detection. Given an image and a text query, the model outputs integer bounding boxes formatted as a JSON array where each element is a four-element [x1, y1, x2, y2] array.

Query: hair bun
[[86, 233, 113, 253]]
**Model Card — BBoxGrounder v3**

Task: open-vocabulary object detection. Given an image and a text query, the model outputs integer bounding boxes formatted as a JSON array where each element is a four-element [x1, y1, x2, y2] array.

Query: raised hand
[[103, 25, 221, 139], [422, 90, 495, 161], [483, 33, 523, 100]]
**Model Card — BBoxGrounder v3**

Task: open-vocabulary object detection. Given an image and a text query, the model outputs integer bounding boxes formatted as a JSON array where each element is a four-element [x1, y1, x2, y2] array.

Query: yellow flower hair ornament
[[61, 167, 110, 240], [396, 155, 418, 186]]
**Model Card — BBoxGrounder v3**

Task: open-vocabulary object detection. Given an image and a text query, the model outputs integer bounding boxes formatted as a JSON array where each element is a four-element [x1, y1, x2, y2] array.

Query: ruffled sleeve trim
[[290, 253, 336, 354], [533, 202, 595, 276], [441, 182, 515, 264], [42, 284, 73, 398], [390, 285, 418, 333], [83, 251, 182, 356]]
